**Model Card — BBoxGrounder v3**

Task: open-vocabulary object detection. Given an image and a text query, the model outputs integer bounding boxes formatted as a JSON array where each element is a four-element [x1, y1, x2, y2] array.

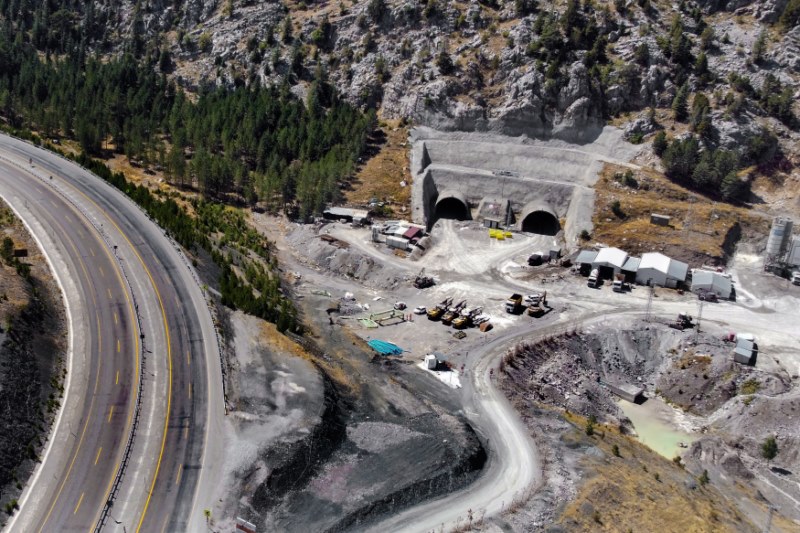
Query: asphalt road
[[0, 135, 224, 533]]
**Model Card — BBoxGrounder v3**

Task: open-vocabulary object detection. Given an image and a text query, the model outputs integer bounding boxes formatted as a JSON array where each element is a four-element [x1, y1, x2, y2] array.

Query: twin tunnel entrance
[[432, 191, 560, 236]]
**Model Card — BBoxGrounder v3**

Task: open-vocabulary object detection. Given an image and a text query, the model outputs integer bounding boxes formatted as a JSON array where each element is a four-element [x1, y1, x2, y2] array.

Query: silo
[[765, 217, 793, 259]]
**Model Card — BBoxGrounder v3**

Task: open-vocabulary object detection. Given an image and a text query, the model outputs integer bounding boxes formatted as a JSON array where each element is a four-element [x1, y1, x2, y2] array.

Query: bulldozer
[[427, 297, 452, 321], [413, 268, 435, 289], [442, 300, 466, 326]]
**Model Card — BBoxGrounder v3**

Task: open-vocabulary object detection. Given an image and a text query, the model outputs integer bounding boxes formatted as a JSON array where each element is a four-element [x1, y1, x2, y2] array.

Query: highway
[[0, 134, 224, 533]]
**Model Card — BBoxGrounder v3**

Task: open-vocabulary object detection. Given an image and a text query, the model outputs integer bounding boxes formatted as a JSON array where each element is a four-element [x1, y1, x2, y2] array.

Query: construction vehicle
[[414, 268, 435, 289], [612, 279, 624, 292], [442, 300, 466, 325], [588, 269, 600, 288], [453, 307, 482, 329], [669, 312, 694, 330], [792, 271, 800, 286], [505, 293, 524, 314], [427, 297, 452, 321]]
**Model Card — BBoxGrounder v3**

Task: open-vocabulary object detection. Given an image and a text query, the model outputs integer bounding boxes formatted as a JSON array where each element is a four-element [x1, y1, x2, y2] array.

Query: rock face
[[55, 0, 800, 148]]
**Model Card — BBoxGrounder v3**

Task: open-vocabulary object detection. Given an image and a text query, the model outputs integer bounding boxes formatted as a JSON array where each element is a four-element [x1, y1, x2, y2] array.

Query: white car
[[413, 306, 427, 315], [394, 301, 407, 310], [525, 293, 542, 305]]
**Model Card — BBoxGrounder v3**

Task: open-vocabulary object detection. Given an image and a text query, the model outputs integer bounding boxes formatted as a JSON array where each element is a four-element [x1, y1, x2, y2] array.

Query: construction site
[[210, 126, 800, 533]]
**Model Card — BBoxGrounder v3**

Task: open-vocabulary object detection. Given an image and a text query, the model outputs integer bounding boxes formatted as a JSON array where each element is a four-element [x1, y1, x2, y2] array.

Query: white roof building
[[691, 270, 733, 299], [591, 247, 629, 275], [635, 252, 689, 288]]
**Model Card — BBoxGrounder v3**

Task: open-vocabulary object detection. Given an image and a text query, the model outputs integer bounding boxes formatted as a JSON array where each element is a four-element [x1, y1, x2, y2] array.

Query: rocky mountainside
[[59, 0, 798, 146]]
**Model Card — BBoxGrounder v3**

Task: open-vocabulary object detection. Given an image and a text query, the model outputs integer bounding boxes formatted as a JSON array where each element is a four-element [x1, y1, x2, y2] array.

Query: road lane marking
[[50, 199, 58, 208], [188, 383, 192, 400], [175, 464, 182, 485], [94, 447, 102, 465], [184, 425, 188, 440], [116, 370, 119, 385], [114, 311, 118, 324], [36, 239, 104, 532], [73, 493, 84, 515], [52, 159, 170, 533], [117, 339, 121, 353], [90, 247, 96, 257], [107, 288, 112, 299], [107, 405, 114, 423], [99, 266, 105, 277], [186, 350, 190, 367]]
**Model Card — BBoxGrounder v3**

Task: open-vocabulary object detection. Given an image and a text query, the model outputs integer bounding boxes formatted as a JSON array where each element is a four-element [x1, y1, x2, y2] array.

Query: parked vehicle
[[505, 293, 524, 314], [792, 271, 800, 286], [587, 269, 600, 288], [413, 306, 427, 315], [697, 290, 718, 302], [427, 297, 451, 321], [612, 279, 624, 292], [394, 301, 407, 310]]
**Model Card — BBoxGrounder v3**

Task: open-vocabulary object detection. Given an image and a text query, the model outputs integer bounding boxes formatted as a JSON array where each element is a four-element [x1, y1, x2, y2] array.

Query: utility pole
[[695, 300, 704, 343]]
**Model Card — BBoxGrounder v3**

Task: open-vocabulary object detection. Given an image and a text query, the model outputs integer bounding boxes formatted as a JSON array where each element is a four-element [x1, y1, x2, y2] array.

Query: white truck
[[792, 271, 800, 286], [587, 269, 600, 288]]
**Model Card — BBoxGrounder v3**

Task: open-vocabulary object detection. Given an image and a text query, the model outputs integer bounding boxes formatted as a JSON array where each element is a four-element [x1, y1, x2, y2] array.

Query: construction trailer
[[424, 354, 438, 370], [386, 236, 409, 250], [606, 382, 645, 403], [650, 213, 672, 226], [734, 336, 758, 365]]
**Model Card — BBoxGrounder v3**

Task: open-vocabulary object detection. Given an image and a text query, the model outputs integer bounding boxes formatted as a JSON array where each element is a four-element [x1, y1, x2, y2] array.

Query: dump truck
[[505, 293, 523, 314], [442, 300, 466, 325], [587, 269, 600, 288], [453, 307, 482, 329], [427, 297, 451, 321]]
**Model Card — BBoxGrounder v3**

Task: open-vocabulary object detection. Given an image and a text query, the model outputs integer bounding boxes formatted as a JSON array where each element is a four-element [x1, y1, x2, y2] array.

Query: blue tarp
[[368, 339, 404, 355]]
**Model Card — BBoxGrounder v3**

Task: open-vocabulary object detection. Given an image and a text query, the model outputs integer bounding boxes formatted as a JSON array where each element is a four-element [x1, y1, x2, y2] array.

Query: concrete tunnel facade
[[518, 200, 560, 235], [433, 189, 471, 222]]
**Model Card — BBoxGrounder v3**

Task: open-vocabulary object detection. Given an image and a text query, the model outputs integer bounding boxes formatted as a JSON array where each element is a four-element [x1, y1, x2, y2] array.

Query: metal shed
[[592, 247, 629, 279], [691, 270, 732, 299], [635, 252, 688, 288]]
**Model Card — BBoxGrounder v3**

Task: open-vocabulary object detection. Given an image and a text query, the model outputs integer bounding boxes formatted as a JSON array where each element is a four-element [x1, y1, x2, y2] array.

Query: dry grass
[[558, 412, 758, 533], [592, 163, 768, 265], [345, 119, 412, 211]]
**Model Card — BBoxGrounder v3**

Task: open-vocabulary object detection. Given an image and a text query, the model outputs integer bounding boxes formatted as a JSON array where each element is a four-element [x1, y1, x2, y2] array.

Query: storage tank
[[765, 217, 793, 259]]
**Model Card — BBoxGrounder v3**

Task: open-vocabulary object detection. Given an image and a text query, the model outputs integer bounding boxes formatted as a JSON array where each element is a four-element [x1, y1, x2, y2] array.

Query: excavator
[[413, 268, 435, 289]]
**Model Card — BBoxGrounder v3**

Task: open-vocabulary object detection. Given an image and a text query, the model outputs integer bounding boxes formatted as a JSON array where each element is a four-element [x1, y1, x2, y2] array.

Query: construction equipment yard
[[198, 128, 800, 532]]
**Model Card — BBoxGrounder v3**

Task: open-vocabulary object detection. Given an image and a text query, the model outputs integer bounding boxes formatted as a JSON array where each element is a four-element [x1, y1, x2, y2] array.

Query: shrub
[[699, 469, 710, 485], [612, 444, 620, 457], [762, 436, 778, 462], [611, 200, 625, 218], [739, 378, 760, 395]]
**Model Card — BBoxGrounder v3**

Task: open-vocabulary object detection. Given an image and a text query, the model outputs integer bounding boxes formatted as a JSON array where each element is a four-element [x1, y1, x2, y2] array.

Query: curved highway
[[0, 134, 224, 532]]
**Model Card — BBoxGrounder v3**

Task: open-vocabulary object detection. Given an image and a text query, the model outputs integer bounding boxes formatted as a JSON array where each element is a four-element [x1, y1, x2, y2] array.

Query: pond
[[617, 396, 698, 459]]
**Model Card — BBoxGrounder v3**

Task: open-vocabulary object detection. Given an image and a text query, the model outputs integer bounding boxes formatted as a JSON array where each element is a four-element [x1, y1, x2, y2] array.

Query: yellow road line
[[115, 370, 119, 385], [175, 464, 182, 485], [107, 405, 114, 423], [36, 239, 103, 532], [117, 339, 121, 353], [107, 288, 112, 299], [113, 311, 118, 324], [94, 447, 102, 465], [90, 248, 96, 257], [73, 493, 84, 515], [56, 169, 171, 533], [99, 266, 105, 277]]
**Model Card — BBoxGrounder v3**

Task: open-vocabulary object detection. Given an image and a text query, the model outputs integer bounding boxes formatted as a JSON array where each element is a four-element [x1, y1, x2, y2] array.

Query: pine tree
[[672, 84, 689, 122]]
